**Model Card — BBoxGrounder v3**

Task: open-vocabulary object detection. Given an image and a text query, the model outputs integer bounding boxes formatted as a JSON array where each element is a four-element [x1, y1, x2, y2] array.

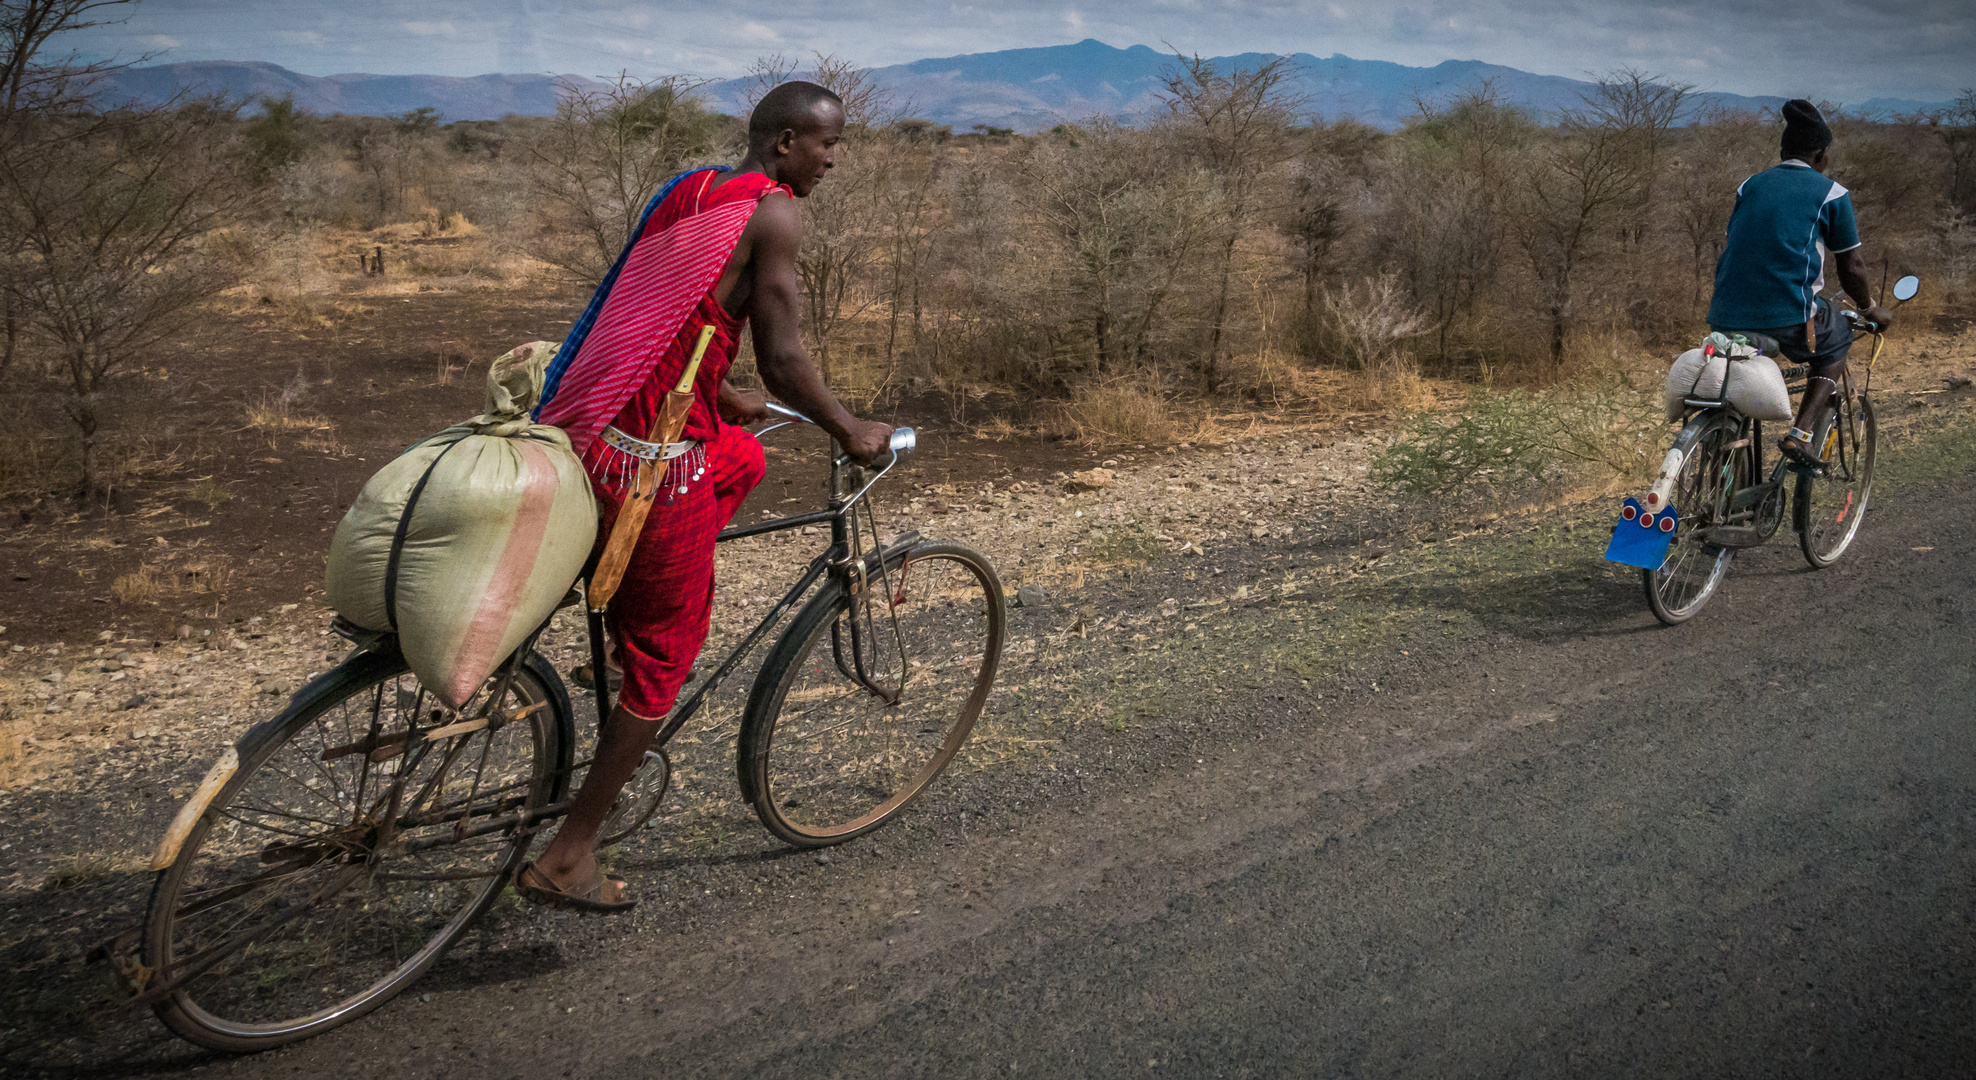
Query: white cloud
[[738, 20, 780, 44], [401, 21, 457, 37], [149, 35, 181, 49]]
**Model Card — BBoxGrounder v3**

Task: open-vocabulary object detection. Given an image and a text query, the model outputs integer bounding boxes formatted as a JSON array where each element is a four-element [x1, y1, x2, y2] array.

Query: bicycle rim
[[741, 543, 1004, 846], [143, 649, 570, 1052], [1798, 395, 1876, 568], [1645, 420, 1738, 625]]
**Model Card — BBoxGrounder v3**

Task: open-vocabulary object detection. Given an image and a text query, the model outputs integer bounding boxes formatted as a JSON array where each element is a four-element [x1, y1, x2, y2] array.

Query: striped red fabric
[[535, 181, 762, 461]]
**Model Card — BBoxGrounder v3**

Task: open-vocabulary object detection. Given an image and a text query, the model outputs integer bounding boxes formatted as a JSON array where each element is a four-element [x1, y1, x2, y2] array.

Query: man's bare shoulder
[[748, 189, 799, 236], [738, 189, 799, 267]]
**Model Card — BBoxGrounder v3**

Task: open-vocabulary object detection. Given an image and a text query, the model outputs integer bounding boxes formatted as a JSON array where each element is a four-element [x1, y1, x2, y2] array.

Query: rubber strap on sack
[[384, 436, 465, 632]]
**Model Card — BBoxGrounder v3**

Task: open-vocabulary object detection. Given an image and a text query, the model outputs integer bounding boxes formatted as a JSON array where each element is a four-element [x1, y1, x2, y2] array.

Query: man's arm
[[717, 379, 770, 426], [741, 194, 893, 462], [1834, 248, 1893, 329]]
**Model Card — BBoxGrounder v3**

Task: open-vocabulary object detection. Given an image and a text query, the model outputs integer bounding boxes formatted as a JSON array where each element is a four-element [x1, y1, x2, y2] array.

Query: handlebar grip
[[889, 427, 916, 455]]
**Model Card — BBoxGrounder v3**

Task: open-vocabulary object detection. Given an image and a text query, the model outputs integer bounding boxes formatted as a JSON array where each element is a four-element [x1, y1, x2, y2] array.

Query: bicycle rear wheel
[[1644, 416, 1740, 625], [142, 646, 572, 1052], [1797, 393, 1876, 568], [738, 542, 1005, 847]]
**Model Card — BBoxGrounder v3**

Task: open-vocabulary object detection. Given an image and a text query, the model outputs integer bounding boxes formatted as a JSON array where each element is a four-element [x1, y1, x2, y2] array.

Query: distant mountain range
[[92, 61, 575, 120], [94, 41, 1954, 131]]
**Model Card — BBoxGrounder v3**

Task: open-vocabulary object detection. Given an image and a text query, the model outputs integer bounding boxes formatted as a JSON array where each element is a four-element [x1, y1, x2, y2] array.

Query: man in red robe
[[522, 82, 893, 910]]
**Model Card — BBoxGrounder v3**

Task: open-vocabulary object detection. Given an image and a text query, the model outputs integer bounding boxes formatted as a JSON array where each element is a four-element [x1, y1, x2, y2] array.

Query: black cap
[[1780, 99, 1832, 159]]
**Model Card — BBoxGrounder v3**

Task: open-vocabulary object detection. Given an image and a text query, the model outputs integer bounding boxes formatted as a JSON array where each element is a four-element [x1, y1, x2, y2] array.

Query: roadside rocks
[[1062, 468, 1116, 494]]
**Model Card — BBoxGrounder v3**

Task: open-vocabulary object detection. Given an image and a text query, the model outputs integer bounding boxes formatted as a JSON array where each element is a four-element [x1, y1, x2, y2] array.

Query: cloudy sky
[[59, 0, 1975, 103]]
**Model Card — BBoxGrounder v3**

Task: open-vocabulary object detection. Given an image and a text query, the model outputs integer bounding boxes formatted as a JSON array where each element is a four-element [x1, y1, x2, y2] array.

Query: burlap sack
[[327, 342, 596, 708], [1664, 348, 1793, 422]]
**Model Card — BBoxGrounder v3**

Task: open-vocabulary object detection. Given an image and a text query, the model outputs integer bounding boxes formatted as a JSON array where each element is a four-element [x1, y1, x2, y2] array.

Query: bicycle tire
[[142, 645, 573, 1053], [1797, 394, 1877, 568], [737, 541, 1005, 848], [1644, 415, 1740, 625]]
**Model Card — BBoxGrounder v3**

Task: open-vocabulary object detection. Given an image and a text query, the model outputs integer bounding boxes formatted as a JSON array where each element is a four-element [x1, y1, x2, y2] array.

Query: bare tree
[[1016, 121, 1215, 379], [1935, 89, 1976, 215], [742, 53, 799, 113], [1388, 87, 1527, 362], [1, 0, 141, 380], [0, 100, 261, 495], [1511, 105, 1648, 371], [525, 73, 722, 287], [873, 121, 945, 375], [1, 0, 135, 119], [778, 54, 911, 379], [1158, 52, 1302, 390]]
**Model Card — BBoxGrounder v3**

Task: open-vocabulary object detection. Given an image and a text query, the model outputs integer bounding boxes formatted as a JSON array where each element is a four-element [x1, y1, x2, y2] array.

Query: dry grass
[[111, 563, 168, 603], [111, 556, 234, 605], [433, 353, 468, 387], [188, 478, 233, 510], [970, 414, 1021, 441], [0, 715, 23, 789], [1052, 380, 1176, 445], [243, 389, 335, 451], [0, 403, 65, 499], [297, 431, 348, 456]]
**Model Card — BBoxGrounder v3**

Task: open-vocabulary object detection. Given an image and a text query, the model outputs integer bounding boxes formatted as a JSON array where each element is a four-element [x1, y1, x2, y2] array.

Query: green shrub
[[1372, 380, 1661, 496]]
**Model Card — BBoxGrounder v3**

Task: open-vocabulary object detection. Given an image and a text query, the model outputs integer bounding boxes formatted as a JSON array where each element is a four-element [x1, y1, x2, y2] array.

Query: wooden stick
[[587, 325, 716, 612]]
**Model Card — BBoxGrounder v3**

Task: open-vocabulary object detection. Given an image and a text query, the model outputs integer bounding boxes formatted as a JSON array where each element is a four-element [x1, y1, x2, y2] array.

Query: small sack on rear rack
[[1663, 336, 1792, 422]]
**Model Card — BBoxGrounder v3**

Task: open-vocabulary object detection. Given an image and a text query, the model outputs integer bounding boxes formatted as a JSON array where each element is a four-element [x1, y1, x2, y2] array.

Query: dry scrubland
[[5, 58, 1975, 498], [4, 44, 1976, 804]]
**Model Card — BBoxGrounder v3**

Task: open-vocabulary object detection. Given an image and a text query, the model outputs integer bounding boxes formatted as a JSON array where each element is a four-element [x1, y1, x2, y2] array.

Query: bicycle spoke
[[145, 651, 567, 1048]]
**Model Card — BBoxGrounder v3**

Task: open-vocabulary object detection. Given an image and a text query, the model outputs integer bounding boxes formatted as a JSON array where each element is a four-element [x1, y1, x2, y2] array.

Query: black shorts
[[1714, 298, 1852, 375]]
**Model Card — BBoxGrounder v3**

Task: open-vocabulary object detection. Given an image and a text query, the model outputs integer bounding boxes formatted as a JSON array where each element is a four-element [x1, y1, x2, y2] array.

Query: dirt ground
[[1, 279, 1973, 1070]]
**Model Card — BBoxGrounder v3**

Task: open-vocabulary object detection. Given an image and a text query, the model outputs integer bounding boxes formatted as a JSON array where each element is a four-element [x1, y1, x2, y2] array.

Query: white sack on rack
[[1664, 349, 1793, 422]]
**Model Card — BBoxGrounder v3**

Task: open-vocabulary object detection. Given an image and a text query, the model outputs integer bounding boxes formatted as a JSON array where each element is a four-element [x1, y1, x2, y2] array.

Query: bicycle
[[123, 405, 1006, 1051], [1625, 275, 1920, 625]]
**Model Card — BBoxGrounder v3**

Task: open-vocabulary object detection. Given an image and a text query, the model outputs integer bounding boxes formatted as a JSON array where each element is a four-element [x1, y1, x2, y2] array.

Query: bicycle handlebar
[[759, 400, 914, 462]]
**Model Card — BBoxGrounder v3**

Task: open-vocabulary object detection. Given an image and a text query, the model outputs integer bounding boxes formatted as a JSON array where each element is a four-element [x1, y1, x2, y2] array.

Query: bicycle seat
[[1739, 332, 1780, 356]]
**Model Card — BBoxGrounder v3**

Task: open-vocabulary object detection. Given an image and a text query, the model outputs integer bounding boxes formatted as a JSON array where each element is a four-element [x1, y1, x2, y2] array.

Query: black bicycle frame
[[581, 446, 916, 750]]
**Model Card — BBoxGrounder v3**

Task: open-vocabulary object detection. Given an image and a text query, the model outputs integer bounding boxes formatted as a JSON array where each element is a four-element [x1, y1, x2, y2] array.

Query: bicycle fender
[[150, 746, 238, 871], [148, 646, 405, 871], [1645, 416, 1716, 514], [1605, 497, 1678, 569]]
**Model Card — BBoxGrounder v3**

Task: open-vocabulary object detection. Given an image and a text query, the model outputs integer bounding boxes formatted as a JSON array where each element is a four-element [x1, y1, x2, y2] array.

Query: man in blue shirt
[[1707, 99, 1892, 466]]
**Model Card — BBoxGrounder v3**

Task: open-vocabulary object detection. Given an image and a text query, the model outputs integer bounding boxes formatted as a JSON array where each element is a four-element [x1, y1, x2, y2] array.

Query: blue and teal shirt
[[1706, 159, 1861, 331]]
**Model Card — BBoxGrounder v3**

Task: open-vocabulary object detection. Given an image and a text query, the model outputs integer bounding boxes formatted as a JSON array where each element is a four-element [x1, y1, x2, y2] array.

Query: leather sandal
[[1778, 427, 1822, 469], [513, 861, 636, 914], [569, 662, 623, 694]]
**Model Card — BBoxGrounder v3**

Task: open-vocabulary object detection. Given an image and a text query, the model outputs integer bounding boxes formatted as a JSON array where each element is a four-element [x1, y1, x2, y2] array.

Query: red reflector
[[1660, 515, 1676, 533], [1621, 505, 1638, 520], [1640, 514, 1656, 529]]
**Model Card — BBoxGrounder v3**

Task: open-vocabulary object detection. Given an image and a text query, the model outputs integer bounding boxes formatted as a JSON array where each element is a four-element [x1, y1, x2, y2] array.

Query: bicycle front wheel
[[142, 646, 573, 1052], [1797, 394, 1876, 568], [738, 542, 1005, 847], [1644, 416, 1740, 625]]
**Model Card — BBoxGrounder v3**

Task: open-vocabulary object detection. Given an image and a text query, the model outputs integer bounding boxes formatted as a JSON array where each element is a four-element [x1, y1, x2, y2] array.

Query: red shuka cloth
[[568, 169, 788, 721], [537, 169, 788, 465]]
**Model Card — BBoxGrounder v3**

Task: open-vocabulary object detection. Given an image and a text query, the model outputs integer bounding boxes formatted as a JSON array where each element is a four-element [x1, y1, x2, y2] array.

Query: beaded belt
[[600, 425, 699, 462]]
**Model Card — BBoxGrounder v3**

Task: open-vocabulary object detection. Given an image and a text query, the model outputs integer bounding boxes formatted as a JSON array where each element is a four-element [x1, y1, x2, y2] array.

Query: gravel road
[[7, 411, 1973, 1078]]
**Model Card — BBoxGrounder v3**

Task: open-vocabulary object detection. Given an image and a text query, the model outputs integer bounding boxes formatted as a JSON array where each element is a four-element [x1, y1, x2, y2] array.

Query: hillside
[[90, 61, 583, 121], [93, 42, 1951, 129]]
